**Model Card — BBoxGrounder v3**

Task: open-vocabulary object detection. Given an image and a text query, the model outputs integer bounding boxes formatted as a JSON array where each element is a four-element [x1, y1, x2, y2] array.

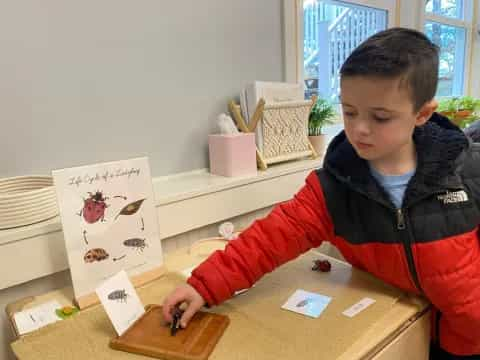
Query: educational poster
[[52, 157, 163, 300]]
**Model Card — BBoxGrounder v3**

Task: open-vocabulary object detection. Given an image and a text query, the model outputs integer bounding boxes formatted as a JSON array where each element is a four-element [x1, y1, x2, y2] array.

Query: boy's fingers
[[179, 300, 202, 328], [162, 293, 185, 323]]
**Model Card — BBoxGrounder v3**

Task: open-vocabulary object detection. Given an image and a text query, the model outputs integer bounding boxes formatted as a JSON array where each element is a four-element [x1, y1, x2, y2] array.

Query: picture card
[[52, 157, 163, 302], [96, 270, 145, 336], [281, 289, 332, 318]]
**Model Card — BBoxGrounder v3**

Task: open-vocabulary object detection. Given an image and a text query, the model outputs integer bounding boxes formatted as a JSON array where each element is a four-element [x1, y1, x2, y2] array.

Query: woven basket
[[229, 97, 318, 170], [261, 100, 313, 162], [0, 176, 58, 230]]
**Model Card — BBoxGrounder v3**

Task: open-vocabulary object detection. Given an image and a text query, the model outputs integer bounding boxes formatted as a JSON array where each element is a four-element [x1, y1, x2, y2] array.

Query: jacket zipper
[[396, 209, 406, 230], [336, 171, 445, 295], [339, 183, 426, 294], [396, 208, 424, 294]]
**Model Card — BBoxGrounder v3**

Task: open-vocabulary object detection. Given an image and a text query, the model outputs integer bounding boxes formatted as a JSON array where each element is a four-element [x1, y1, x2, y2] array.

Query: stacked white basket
[[0, 176, 58, 230]]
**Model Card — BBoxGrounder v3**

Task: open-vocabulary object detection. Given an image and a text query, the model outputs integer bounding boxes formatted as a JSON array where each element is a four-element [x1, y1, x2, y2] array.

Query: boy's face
[[340, 76, 436, 170]]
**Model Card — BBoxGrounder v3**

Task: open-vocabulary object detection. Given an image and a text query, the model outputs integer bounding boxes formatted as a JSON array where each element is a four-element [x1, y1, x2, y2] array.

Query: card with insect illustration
[[281, 289, 332, 318], [52, 157, 163, 307], [96, 270, 145, 336]]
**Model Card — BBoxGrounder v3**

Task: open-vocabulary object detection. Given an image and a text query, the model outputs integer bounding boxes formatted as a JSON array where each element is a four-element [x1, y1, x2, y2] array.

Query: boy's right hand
[[162, 284, 206, 329]]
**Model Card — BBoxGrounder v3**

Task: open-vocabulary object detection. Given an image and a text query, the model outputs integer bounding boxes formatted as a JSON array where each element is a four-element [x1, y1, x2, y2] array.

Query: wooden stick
[[228, 100, 250, 133], [307, 141, 319, 159], [248, 98, 265, 132], [256, 150, 268, 170]]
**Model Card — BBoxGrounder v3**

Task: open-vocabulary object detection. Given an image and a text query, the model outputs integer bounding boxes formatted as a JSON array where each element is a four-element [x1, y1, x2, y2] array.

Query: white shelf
[[0, 158, 322, 289], [153, 158, 322, 205], [1, 159, 322, 246]]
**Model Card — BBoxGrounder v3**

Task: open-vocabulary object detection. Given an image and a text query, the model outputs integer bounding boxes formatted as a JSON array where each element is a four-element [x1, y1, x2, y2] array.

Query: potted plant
[[308, 97, 336, 155], [438, 96, 480, 128]]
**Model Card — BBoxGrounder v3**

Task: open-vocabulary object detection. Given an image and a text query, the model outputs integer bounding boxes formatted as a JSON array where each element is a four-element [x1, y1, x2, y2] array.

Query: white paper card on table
[[281, 289, 332, 318], [13, 300, 62, 335], [95, 270, 145, 336], [342, 297, 376, 318]]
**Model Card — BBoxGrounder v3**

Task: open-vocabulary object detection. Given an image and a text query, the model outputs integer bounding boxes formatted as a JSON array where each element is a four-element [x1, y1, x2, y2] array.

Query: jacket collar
[[323, 112, 469, 207]]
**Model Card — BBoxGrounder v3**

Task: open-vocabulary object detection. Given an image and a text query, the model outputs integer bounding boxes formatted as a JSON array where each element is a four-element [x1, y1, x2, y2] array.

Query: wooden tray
[[110, 305, 229, 360]]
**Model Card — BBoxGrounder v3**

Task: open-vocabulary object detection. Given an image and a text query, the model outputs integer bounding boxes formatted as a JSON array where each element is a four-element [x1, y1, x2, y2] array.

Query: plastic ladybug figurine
[[312, 259, 331, 272], [79, 191, 109, 224]]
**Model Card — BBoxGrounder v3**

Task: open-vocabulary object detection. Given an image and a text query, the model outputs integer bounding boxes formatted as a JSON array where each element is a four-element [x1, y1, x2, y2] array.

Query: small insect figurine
[[170, 306, 184, 336], [108, 289, 129, 303], [83, 248, 109, 263], [312, 259, 331, 272], [78, 191, 109, 224], [123, 238, 148, 252], [296, 298, 314, 308]]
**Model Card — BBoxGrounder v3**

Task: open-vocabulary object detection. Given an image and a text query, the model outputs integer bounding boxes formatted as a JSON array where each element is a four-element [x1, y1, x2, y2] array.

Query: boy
[[163, 28, 480, 359]]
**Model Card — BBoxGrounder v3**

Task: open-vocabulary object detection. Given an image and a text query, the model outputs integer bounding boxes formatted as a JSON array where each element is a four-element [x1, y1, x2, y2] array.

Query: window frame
[[283, 0, 398, 84], [419, 0, 475, 98]]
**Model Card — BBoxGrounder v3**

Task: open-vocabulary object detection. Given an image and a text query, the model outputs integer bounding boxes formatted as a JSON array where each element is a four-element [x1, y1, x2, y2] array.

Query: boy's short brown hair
[[340, 27, 439, 112]]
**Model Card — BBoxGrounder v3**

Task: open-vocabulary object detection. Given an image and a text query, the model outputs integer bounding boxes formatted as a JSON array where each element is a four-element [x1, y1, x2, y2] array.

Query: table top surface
[[8, 239, 429, 360]]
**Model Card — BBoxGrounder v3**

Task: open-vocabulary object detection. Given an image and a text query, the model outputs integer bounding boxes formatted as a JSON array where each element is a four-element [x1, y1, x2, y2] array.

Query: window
[[283, 0, 396, 102], [283, 0, 396, 138], [422, 0, 474, 97], [303, 1, 390, 101]]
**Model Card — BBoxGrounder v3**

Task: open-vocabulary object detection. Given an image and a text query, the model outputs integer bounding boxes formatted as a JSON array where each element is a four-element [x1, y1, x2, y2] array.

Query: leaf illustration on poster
[[114, 199, 146, 221], [52, 157, 163, 305]]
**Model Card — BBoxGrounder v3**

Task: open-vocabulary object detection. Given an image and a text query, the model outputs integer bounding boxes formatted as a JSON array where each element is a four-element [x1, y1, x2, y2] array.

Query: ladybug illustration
[[78, 191, 109, 224]]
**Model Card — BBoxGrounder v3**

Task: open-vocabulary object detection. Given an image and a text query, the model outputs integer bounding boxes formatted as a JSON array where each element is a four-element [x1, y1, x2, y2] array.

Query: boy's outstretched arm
[[187, 171, 334, 305], [162, 171, 334, 326]]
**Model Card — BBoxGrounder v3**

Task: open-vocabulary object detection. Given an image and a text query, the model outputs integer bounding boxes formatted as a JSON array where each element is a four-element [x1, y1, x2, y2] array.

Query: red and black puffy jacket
[[188, 114, 480, 356]]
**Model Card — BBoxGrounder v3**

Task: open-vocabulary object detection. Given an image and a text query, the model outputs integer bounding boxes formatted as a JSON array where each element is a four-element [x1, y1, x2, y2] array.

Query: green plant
[[308, 98, 336, 136], [438, 96, 480, 128]]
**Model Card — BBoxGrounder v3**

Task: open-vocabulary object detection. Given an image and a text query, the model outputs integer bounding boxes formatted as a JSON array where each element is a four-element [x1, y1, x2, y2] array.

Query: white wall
[[0, 1, 288, 358], [0, 0, 284, 178]]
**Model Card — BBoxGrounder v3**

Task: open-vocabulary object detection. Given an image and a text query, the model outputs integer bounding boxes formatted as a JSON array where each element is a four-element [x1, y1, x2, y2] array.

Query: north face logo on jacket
[[437, 190, 469, 204]]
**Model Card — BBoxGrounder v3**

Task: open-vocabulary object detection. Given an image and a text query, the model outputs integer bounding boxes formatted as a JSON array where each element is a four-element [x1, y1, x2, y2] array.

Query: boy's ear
[[415, 100, 438, 126]]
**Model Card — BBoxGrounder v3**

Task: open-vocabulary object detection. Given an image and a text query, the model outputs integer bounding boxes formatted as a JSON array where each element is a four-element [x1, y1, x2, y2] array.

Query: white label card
[[13, 300, 62, 335], [342, 297, 376, 318], [95, 270, 145, 335]]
